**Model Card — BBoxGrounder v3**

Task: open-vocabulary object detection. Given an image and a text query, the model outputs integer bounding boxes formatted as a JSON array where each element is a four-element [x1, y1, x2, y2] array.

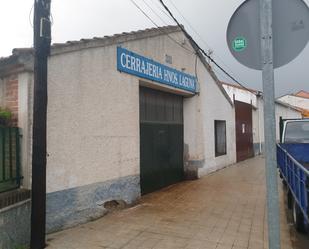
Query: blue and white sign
[[117, 47, 196, 93]]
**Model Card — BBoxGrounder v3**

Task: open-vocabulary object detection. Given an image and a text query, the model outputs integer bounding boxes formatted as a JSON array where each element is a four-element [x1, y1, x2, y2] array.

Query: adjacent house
[[221, 82, 302, 157], [277, 91, 309, 117]]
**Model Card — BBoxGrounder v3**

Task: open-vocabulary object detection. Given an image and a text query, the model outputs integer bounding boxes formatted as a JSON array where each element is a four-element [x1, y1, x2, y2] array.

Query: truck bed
[[277, 143, 309, 224], [303, 162, 309, 169], [279, 143, 309, 169]]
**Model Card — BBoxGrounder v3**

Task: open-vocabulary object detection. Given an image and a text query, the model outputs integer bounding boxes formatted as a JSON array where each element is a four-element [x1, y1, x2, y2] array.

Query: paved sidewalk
[[46, 157, 295, 249]]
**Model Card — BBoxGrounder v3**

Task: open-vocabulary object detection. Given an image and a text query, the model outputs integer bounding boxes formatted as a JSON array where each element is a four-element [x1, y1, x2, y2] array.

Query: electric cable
[[141, 0, 171, 27], [149, 0, 174, 23], [167, 0, 245, 85], [167, 0, 213, 50], [158, 0, 252, 92], [129, 0, 195, 54]]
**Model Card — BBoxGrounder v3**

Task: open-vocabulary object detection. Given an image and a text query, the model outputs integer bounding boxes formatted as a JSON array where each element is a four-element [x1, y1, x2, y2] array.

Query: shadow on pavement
[[282, 185, 309, 249]]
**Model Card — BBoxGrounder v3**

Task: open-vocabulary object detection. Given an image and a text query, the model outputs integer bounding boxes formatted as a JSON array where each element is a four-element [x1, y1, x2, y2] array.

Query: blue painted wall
[[46, 175, 140, 233]]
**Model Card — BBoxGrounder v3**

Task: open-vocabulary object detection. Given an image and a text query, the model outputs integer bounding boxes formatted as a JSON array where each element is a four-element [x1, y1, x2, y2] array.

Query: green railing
[[0, 127, 22, 193]]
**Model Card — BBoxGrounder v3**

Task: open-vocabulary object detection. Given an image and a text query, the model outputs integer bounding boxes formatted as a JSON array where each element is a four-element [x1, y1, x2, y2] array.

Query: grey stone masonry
[[0, 199, 31, 249]]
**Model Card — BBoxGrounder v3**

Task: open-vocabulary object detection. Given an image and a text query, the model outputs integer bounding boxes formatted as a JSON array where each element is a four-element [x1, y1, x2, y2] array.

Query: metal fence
[[277, 144, 309, 223], [0, 127, 22, 193]]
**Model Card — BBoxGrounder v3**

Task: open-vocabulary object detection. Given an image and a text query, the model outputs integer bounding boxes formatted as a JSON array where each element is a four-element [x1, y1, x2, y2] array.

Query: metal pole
[[31, 0, 51, 248], [260, 0, 281, 248]]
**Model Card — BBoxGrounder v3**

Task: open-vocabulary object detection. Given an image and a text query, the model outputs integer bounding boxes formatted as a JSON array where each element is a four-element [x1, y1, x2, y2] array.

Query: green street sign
[[232, 37, 247, 52]]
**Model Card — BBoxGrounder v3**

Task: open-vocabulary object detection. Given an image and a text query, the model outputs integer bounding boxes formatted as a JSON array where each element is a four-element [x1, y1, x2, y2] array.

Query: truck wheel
[[287, 190, 292, 210], [292, 198, 306, 233]]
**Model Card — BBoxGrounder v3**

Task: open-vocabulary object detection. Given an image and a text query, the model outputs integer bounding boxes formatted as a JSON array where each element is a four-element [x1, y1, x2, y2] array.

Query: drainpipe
[[257, 93, 262, 154]]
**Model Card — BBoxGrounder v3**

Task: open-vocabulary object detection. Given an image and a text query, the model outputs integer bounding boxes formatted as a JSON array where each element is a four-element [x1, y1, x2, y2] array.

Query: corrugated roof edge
[[0, 25, 181, 71], [0, 48, 34, 76], [295, 90, 309, 99], [193, 47, 234, 106], [275, 99, 303, 113], [0, 24, 234, 105], [277, 93, 309, 101], [51, 25, 181, 55], [0, 25, 181, 61], [221, 81, 259, 94]]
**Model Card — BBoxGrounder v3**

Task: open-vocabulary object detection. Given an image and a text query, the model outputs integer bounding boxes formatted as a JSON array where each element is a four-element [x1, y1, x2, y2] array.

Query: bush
[[0, 107, 12, 126]]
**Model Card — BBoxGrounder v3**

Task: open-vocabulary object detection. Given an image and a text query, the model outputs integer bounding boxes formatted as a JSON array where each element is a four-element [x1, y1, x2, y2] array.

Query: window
[[284, 121, 309, 143], [215, 120, 227, 157]]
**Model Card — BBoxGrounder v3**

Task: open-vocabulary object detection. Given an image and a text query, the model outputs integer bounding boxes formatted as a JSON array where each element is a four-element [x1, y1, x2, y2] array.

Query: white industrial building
[[0, 25, 303, 239], [0, 26, 238, 233]]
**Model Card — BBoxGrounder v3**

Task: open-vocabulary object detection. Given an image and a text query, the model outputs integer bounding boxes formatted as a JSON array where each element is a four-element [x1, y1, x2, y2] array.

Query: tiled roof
[[294, 90, 309, 99]]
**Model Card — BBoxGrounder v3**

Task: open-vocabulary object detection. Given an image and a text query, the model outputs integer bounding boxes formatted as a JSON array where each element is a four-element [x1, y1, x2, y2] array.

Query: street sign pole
[[260, 0, 281, 248], [228, 1, 309, 247]]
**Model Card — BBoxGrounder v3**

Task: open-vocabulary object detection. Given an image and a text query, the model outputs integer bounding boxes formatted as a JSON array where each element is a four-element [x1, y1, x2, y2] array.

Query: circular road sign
[[227, 0, 309, 70]]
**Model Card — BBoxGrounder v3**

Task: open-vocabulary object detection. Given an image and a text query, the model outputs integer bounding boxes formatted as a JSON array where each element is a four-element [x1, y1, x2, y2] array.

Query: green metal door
[[140, 87, 184, 195]]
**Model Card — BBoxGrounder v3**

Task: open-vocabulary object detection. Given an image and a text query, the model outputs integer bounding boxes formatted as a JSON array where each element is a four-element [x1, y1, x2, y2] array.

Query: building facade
[[222, 82, 302, 157], [0, 26, 237, 235], [277, 92, 309, 117], [1, 26, 303, 248]]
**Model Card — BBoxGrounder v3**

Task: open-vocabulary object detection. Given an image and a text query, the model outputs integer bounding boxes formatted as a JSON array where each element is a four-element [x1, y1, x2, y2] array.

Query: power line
[[212, 66, 232, 82], [158, 0, 252, 92], [167, 0, 212, 50], [149, 0, 174, 23], [141, 0, 171, 26], [166, 0, 246, 85], [130, 0, 250, 91], [129, 0, 194, 54], [138, 0, 242, 87]]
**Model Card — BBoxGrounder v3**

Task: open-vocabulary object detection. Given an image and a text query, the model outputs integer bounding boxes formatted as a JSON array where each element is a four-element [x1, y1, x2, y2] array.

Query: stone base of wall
[[46, 175, 140, 233], [198, 163, 232, 178], [0, 199, 31, 249], [184, 160, 205, 180], [253, 143, 264, 156]]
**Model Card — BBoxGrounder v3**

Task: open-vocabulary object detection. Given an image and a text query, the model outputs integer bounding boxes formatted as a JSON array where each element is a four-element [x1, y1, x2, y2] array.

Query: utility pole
[[260, 0, 280, 248], [31, 0, 51, 248]]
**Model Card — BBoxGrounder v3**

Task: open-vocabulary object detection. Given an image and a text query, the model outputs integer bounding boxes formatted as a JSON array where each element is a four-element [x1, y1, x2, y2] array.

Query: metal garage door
[[139, 87, 184, 195], [235, 100, 254, 162]]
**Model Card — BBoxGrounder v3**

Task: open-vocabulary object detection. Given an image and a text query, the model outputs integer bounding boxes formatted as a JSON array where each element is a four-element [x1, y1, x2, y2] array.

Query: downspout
[[257, 93, 262, 154]]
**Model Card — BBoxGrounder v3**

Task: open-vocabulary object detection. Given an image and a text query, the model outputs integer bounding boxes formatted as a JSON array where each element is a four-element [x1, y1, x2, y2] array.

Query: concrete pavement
[[46, 157, 297, 249]]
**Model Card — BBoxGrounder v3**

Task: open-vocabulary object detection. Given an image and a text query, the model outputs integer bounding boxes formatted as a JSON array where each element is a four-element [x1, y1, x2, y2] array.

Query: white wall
[[278, 95, 309, 110], [222, 84, 257, 108], [18, 72, 33, 189], [10, 29, 238, 194], [198, 69, 236, 176], [47, 45, 140, 193], [253, 97, 302, 152], [46, 31, 208, 193], [183, 93, 205, 162]]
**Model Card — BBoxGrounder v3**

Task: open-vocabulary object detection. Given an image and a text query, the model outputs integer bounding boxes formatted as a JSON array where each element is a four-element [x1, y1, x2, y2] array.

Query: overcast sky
[[0, 0, 308, 96]]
